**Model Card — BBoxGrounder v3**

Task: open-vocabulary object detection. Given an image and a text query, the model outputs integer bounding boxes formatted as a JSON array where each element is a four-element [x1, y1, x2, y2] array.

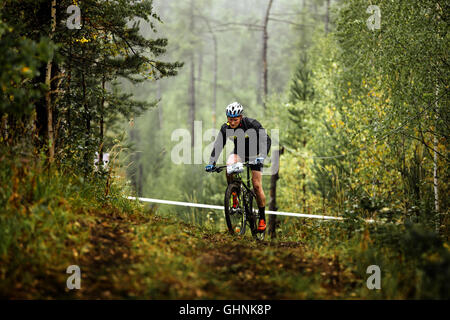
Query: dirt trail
[[59, 213, 357, 299], [71, 210, 148, 299], [198, 232, 355, 299]]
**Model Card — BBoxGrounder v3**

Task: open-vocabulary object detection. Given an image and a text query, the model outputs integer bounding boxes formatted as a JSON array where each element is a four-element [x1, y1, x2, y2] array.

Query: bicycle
[[211, 160, 266, 241]]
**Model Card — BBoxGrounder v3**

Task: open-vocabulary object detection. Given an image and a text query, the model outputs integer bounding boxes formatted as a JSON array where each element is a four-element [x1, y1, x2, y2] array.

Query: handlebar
[[211, 165, 226, 173], [210, 160, 260, 173]]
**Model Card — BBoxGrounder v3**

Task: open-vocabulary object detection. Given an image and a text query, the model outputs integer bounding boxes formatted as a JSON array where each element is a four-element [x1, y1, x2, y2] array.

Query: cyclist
[[205, 102, 271, 232]]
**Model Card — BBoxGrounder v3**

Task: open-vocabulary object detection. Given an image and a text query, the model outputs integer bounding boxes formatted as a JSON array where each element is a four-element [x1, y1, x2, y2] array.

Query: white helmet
[[226, 102, 243, 117]]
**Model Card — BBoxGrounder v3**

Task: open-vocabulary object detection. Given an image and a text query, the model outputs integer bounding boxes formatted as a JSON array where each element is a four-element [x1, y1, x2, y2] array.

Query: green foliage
[[0, 0, 182, 177], [0, 18, 54, 115], [0, 146, 143, 298], [0, 0, 448, 299]]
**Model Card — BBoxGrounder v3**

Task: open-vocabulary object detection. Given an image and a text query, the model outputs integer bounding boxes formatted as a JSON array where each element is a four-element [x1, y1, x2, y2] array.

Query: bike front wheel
[[224, 182, 246, 236]]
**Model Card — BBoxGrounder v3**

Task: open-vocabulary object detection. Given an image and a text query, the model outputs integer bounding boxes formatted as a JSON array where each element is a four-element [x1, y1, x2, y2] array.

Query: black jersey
[[208, 117, 271, 165]]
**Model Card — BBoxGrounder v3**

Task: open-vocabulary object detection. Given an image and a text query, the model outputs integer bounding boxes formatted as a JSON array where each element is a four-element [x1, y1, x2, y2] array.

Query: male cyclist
[[205, 102, 271, 232]]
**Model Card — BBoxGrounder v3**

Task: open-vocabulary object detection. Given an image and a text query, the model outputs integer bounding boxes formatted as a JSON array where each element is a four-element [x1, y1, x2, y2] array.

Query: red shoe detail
[[257, 219, 266, 232], [232, 192, 238, 208]]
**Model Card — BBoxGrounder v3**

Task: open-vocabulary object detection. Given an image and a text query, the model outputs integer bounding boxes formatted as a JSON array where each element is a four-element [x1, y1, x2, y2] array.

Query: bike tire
[[224, 182, 246, 236], [248, 193, 265, 241]]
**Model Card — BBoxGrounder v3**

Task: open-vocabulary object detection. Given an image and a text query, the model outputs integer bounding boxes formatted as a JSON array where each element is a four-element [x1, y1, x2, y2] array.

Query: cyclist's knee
[[227, 153, 241, 165], [253, 181, 263, 192], [252, 171, 262, 185]]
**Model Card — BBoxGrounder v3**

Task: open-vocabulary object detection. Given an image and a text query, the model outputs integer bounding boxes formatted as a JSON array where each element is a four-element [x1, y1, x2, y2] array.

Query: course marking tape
[[126, 196, 353, 221]]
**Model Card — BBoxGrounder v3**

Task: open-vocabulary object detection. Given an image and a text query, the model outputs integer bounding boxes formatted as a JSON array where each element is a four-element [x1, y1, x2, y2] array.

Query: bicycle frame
[[239, 164, 257, 199], [213, 161, 257, 199]]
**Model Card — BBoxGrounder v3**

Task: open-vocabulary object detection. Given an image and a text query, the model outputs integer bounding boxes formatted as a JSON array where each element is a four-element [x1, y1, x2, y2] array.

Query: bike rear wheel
[[224, 182, 246, 235], [248, 193, 265, 241]]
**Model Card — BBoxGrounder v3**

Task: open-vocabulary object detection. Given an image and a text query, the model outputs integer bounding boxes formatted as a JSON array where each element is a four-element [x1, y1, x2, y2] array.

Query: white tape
[[127, 196, 346, 221]]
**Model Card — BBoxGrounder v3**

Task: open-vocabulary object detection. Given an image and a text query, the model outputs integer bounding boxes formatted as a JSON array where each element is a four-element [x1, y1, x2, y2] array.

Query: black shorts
[[228, 153, 263, 172], [249, 163, 263, 172]]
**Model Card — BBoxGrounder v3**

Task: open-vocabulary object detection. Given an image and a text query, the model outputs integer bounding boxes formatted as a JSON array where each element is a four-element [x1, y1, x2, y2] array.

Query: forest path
[[70, 209, 149, 299], [65, 211, 359, 299]]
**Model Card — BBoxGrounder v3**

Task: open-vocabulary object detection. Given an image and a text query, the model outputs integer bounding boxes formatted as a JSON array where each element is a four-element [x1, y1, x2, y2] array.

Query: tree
[[261, 0, 274, 110], [1, 0, 183, 177]]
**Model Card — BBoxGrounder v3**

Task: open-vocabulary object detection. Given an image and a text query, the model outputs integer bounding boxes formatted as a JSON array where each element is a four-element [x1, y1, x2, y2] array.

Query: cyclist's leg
[[251, 169, 266, 208], [226, 153, 241, 184]]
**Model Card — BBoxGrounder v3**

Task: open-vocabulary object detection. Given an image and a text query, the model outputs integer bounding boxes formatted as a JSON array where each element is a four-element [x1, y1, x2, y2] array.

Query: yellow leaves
[[330, 119, 344, 129], [426, 252, 441, 263], [74, 37, 90, 43], [21, 66, 32, 75], [444, 242, 450, 252]]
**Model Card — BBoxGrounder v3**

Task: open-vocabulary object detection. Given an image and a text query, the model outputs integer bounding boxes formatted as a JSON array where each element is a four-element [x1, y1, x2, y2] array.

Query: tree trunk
[[130, 124, 143, 197], [268, 146, 284, 239], [81, 48, 90, 176], [212, 33, 218, 128], [257, 58, 262, 105], [35, 66, 48, 149], [67, 40, 72, 135], [138, 159, 143, 197], [302, 138, 307, 209], [261, 0, 274, 110], [157, 81, 163, 130], [201, 15, 218, 128], [198, 48, 203, 96], [189, 0, 196, 148], [99, 75, 106, 169], [434, 84, 440, 229], [325, 0, 330, 34], [45, 0, 57, 163]]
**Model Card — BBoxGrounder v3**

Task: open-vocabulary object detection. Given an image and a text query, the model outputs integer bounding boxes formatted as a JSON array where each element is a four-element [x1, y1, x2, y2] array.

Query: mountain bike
[[211, 160, 265, 240]]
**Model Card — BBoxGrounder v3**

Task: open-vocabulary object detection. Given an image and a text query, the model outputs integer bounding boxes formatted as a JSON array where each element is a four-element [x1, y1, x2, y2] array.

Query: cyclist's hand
[[255, 157, 265, 165], [205, 164, 215, 172]]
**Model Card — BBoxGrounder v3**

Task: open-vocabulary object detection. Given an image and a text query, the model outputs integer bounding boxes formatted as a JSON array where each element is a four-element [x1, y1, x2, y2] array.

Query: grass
[[0, 152, 448, 299]]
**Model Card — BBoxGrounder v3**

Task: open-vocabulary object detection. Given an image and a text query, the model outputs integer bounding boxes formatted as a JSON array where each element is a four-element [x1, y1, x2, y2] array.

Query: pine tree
[[0, 0, 183, 174]]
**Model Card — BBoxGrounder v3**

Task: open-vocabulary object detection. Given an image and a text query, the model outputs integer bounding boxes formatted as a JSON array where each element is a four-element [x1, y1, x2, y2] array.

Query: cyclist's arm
[[209, 125, 227, 165]]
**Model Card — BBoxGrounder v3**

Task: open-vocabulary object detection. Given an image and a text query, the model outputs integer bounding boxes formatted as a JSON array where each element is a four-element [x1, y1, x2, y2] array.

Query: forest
[[0, 0, 449, 300]]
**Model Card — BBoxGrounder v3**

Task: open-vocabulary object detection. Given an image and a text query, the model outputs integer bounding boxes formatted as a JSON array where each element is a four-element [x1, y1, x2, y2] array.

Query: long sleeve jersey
[[208, 117, 271, 165]]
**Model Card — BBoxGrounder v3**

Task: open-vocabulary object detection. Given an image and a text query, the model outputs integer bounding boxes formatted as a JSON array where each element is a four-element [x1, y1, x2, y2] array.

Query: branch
[[210, 22, 264, 30], [271, 11, 327, 17], [402, 130, 450, 163], [268, 17, 316, 28]]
